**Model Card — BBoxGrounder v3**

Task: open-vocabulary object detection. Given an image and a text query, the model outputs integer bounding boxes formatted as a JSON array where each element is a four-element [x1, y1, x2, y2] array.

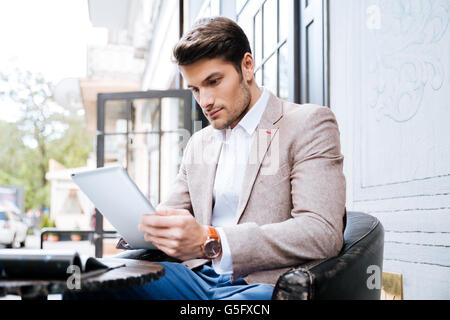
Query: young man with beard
[[65, 16, 346, 300]]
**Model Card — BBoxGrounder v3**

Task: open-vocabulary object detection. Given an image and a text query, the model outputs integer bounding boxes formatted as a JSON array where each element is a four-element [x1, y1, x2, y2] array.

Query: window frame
[[236, 0, 329, 105], [237, 0, 295, 102]]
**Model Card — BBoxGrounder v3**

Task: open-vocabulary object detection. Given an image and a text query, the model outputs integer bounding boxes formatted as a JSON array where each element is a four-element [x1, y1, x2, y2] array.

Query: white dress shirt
[[211, 87, 270, 274]]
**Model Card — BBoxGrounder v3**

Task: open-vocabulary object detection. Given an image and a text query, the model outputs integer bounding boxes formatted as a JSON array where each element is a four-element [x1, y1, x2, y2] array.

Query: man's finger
[[144, 236, 178, 258], [141, 214, 183, 228], [155, 208, 191, 216], [146, 235, 178, 250], [139, 224, 176, 240], [155, 208, 170, 216]]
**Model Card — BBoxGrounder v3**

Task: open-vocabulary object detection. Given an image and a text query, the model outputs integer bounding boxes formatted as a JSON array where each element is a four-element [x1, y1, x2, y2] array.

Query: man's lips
[[208, 108, 223, 118]]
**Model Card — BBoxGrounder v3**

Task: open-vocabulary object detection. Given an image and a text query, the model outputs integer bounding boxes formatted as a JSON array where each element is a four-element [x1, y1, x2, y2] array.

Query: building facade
[[83, 0, 450, 299]]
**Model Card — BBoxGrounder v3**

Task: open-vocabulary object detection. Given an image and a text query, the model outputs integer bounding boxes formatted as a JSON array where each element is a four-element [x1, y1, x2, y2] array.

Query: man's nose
[[199, 90, 215, 110]]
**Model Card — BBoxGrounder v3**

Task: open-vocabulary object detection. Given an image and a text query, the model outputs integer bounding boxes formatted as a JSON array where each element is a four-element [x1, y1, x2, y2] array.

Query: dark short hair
[[173, 17, 251, 73]]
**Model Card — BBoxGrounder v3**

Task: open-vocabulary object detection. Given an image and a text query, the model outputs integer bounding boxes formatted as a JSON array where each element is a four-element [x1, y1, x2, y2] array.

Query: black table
[[0, 258, 165, 300]]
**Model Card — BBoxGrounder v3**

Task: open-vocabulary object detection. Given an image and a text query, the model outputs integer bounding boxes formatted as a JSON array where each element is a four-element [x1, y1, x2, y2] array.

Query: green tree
[[0, 69, 93, 211], [47, 115, 93, 169]]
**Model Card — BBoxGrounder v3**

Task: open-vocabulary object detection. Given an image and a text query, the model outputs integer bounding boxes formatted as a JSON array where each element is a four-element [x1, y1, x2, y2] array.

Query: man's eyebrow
[[187, 72, 223, 89], [202, 72, 222, 83]]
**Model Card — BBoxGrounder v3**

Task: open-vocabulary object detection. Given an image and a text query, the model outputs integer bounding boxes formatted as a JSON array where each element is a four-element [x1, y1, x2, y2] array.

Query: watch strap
[[208, 226, 219, 240]]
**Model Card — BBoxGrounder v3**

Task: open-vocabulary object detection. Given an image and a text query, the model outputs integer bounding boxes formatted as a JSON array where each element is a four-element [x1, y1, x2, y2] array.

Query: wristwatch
[[201, 226, 222, 259]]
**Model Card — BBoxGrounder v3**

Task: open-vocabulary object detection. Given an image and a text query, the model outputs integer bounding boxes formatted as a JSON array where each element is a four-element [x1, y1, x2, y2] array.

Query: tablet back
[[71, 166, 156, 249]]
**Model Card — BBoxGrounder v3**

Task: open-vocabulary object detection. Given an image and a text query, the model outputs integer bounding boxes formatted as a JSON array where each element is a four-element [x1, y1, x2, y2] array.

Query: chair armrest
[[271, 259, 326, 300], [272, 218, 384, 300]]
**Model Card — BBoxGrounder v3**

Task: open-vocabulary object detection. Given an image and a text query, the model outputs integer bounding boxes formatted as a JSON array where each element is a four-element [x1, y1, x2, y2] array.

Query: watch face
[[204, 240, 221, 259]]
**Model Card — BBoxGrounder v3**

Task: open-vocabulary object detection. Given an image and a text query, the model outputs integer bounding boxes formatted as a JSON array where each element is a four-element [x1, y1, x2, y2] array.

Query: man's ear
[[241, 53, 255, 82]]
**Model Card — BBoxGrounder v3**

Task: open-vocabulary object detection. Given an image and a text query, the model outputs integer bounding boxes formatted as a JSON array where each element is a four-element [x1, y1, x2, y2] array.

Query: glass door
[[95, 90, 194, 257]]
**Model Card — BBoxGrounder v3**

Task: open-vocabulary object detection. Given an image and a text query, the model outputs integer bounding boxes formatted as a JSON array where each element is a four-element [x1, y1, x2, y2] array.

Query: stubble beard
[[213, 80, 252, 130]]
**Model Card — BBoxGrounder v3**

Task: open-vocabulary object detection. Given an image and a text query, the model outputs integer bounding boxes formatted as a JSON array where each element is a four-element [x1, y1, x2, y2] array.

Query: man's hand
[[138, 208, 208, 260]]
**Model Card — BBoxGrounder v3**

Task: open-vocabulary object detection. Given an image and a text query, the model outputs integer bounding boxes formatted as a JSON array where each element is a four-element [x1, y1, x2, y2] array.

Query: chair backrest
[[342, 211, 382, 252]]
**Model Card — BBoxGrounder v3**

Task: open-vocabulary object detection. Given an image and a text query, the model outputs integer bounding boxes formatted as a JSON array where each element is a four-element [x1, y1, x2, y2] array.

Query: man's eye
[[209, 78, 220, 85]]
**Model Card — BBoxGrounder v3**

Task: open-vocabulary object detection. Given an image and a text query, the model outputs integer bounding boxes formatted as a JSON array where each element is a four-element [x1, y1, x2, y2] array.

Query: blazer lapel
[[235, 93, 284, 224]]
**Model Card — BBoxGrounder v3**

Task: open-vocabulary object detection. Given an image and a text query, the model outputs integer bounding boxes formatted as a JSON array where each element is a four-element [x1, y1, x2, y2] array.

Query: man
[[66, 17, 346, 300]]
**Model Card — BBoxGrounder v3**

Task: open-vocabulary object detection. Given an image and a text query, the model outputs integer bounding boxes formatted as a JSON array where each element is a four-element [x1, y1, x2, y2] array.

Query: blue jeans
[[63, 262, 274, 300]]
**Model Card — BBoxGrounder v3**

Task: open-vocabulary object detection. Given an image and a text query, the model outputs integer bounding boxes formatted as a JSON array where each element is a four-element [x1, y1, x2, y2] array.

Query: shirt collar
[[236, 87, 269, 136]]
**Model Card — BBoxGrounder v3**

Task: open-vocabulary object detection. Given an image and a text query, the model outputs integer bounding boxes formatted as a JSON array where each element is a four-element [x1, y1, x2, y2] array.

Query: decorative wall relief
[[355, 0, 450, 198], [366, 0, 449, 123], [331, 0, 450, 300]]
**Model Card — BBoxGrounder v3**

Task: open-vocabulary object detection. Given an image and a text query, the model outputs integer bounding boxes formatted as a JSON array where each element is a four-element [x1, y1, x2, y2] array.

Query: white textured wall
[[329, 0, 450, 299]]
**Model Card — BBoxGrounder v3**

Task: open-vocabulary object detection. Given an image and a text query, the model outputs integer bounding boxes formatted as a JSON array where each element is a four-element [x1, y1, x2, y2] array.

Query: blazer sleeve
[[221, 106, 346, 280]]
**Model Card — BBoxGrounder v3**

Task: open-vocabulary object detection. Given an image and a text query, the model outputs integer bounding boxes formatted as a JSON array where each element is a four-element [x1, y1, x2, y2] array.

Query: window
[[298, 0, 329, 106], [237, 0, 329, 105], [238, 0, 292, 101], [236, 0, 248, 13], [95, 90, 193, 257], [98, 93, 192, 206], [198, 0, 221, 19]]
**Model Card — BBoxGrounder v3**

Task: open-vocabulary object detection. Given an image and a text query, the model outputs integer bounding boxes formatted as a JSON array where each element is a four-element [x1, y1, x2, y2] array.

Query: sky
[[0, 0, 106, 122]]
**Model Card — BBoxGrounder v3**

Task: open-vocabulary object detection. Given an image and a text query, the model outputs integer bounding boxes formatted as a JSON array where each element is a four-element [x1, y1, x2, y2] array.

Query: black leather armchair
[[114, 211, 384, 300], [272, 211, 384, 300]]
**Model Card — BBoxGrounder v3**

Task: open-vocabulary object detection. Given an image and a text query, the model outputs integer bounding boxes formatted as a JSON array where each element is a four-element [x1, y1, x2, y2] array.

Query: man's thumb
[[155, 207, 190, 216]]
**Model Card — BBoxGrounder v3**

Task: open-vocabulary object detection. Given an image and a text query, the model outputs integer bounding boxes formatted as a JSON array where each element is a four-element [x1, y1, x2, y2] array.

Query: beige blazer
[[158, 92, 346, 286]]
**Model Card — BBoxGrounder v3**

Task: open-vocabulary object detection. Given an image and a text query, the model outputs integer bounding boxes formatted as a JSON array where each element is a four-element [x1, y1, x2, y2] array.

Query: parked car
[[0, 207, 28, 248]]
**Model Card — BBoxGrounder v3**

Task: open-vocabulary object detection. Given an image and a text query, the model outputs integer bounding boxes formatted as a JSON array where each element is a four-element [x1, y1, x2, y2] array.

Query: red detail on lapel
[[266, 131, 272, 134]]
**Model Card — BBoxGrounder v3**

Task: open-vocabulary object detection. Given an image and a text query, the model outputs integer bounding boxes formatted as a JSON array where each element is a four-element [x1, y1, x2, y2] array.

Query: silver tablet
[[71, 166, 156, 249]]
